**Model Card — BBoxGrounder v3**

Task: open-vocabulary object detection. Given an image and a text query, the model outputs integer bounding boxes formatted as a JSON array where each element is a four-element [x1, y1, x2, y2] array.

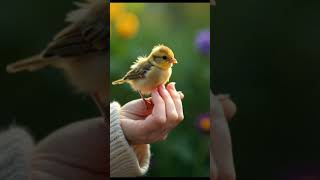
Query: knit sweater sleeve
[[110, 102, 151, 177], [0, 127, 34, 180]]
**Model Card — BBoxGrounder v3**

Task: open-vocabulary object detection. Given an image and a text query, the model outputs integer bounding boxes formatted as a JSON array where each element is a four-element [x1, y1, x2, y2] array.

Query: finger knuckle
[[177, 114, 184, 122], [178, 92, 184, 99], [172, 92, 180, 99], [169, 111, 179, 120], [163, 90, 170, 97], [154, 115, 166, 125]]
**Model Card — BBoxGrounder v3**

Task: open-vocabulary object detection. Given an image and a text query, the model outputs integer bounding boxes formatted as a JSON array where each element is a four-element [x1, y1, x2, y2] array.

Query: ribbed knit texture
[[0, 127, 34, 180], [110, 102, 150, 177]]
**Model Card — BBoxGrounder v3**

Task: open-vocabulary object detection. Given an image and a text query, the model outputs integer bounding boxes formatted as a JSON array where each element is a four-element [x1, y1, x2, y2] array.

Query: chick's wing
[[123, 61, 153, 80]]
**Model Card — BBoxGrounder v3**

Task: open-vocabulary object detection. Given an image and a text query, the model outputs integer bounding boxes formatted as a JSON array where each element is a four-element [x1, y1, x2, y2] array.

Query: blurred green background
[[213, 1, 320, 179], [110, 3, 210, 177], [0, 0, 100, 140]]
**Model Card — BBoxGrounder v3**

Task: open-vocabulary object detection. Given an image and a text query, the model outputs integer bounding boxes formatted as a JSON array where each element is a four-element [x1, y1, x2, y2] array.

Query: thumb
[[120, 117, 150, 144], [122, 98, 153, 117]]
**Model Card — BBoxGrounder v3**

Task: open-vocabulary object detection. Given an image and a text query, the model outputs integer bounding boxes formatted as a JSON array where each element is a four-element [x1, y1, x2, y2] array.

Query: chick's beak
[[171, 58, 178, 64]]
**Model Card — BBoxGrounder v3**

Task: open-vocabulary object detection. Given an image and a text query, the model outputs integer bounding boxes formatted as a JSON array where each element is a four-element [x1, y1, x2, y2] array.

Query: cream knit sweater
[[0, 127, 33, 180], [110, 102, 151, 177], [0, 102, 150, 179]]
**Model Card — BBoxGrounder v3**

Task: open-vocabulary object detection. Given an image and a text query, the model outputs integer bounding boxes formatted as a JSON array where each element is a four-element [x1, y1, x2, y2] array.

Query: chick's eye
[[162, 56, 167, 60]]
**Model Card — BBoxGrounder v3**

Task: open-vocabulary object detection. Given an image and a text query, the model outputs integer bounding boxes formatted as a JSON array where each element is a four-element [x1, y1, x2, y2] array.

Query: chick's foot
[[143, 98, 154, 110]]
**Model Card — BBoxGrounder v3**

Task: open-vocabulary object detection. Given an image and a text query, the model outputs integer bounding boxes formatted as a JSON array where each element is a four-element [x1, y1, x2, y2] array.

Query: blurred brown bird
[[6, 0, 109, 120]]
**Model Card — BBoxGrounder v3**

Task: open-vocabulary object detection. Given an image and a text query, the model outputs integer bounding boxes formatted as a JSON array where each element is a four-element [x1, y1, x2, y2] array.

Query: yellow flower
[[115, 12, 139, 39], [110, 3, 126, 22], [196, 113, 210, 135], [200, 117, 210, 130]]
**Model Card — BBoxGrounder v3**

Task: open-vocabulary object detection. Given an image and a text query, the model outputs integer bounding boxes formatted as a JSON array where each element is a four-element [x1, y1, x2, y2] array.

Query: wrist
[[119, 117, 133, 145], [110, 101, 151, 176]]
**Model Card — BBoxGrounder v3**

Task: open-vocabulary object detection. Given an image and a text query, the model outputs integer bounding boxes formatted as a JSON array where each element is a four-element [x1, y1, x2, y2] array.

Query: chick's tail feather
[[6, 55, 50, 73], [112, 79, 126, 85]]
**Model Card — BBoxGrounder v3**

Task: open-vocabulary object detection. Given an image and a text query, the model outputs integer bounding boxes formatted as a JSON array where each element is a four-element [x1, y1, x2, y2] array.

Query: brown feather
[[6, 55, 51, 73], [43, 0, 108, 58]]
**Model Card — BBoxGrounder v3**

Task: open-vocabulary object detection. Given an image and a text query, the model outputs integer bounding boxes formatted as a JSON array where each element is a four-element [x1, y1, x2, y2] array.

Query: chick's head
[[149, 45, 178, 69]]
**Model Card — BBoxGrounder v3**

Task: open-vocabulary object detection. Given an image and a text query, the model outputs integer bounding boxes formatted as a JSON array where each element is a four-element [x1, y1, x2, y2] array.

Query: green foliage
[[110, 3, 210, 177]]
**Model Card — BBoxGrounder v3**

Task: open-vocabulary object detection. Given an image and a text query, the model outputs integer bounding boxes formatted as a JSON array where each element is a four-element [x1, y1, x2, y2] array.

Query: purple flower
[[195, 112, 210, 135], [195, 30, 210, 55]]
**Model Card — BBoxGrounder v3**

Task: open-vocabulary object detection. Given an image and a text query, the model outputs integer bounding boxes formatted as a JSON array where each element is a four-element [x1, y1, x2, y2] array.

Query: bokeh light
[[110, 3, 210, 177], [196, 29, 210, 55], [196, 112, 210, 135]]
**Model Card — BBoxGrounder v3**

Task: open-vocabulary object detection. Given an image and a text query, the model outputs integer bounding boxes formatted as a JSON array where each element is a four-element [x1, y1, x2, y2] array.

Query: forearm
[[110, 102, 150, 177]]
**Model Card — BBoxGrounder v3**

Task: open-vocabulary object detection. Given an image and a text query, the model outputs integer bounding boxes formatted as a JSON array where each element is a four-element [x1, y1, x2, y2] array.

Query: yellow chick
[[112, 45, 178, 104], [6, 0, 108, 119]]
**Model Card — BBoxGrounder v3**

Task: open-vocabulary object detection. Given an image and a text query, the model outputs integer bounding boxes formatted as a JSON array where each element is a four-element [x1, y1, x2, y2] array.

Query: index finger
[[144, 89, 166, 131], [210, 92, 236, 180], [211, 93, 237, 121]]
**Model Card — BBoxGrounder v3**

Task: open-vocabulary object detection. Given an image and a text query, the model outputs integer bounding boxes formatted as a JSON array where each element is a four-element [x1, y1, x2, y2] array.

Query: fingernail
[[178, 91, 184, 99], [171, 82, 176, 90]]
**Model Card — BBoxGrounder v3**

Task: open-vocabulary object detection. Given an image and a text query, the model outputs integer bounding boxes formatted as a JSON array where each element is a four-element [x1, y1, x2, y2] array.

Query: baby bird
[[112, 45, 178, 106], [6, 0, 109, 119]]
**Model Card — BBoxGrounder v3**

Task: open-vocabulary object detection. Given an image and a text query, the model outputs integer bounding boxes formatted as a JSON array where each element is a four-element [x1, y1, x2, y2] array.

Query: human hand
[[120, 82, 184, 145], [211, 92, 237, 180], [31, 117, 108, 180]]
